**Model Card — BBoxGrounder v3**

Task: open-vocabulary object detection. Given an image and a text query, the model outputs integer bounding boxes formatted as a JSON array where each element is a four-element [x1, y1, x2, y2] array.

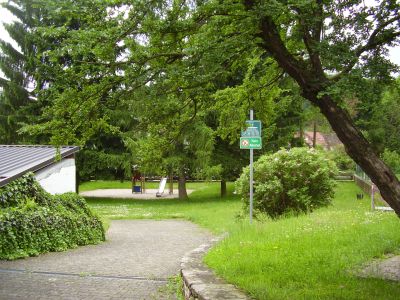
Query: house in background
[[0, 145, 79, 194], [295, 131, 343, 150]]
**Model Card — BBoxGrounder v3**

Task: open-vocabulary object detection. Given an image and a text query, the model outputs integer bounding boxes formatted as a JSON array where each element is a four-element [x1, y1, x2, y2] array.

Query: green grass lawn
[[84, 181, 240, 233], [80, 180, 136, 191], [79, 180, 220, 192], [205, 182, 400, 300], [84, 181, 400, 299]]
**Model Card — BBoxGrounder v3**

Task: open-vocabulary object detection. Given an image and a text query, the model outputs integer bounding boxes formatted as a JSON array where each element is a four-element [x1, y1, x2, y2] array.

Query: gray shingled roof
[[0, 145, 79, 187]]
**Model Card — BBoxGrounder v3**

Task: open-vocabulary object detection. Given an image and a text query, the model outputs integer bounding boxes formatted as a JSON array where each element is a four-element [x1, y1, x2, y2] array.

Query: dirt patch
[[360, 255, 400, 281]]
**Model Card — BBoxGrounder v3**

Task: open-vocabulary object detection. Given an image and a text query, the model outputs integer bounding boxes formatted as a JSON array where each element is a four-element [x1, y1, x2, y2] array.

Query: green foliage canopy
[[11, 0, 400, 213]]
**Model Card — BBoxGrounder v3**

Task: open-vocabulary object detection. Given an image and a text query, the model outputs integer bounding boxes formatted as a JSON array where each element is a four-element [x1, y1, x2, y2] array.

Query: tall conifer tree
[[0, 0, 37, 143]]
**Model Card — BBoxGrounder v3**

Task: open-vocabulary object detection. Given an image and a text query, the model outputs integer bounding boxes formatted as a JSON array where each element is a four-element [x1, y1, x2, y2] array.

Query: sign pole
[[240, 110, 261, 224], [249, 109, 254, 224]]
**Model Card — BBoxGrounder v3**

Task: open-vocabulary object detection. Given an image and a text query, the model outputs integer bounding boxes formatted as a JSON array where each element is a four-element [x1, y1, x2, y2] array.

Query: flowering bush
[[236, 147, 338, 218]]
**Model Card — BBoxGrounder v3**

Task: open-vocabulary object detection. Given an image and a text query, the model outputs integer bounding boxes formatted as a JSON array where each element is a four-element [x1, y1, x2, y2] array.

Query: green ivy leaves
[[0, 173, 105, 260]]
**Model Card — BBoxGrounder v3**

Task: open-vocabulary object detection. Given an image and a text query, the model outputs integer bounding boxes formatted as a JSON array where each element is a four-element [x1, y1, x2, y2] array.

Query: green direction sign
[[241, 120, 262, 137], [240, 137, 262, 149]]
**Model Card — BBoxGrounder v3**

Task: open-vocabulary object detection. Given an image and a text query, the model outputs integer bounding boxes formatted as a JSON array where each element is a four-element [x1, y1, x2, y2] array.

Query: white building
[[0, 145, 79, 194]]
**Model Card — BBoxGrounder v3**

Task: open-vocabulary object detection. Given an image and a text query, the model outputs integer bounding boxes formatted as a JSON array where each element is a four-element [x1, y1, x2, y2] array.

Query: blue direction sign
[[241, 120, 261, 137]]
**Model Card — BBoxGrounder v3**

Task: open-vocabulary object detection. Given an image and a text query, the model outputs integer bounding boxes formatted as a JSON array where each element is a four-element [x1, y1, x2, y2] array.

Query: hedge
[[0, 173, 105, 260]]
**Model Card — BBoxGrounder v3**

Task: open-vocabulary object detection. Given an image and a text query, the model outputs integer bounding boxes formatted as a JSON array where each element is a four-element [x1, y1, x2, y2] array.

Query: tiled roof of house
[[0, 145, 79, 187], [301, 131, 343, 150]]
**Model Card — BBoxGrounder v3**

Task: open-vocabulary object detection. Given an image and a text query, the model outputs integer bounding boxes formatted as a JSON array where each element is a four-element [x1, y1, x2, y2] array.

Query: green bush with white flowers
[[236, 147, 338, 218], [0, 173, 105, 260]]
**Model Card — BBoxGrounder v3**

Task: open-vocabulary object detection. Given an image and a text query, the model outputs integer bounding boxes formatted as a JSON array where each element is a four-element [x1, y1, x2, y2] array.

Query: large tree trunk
[[309, 93, 400, 215], [243, 1, 400, 216], [178, 168, 188, 200]]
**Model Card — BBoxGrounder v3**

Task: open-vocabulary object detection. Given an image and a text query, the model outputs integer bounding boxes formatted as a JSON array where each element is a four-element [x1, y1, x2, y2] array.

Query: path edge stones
[[180, 235, 250, 300]]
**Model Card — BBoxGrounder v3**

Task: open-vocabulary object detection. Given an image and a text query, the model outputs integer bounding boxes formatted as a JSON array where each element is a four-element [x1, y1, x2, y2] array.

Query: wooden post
[[371, 184, 375, 211], [313, 120, 317, 148]]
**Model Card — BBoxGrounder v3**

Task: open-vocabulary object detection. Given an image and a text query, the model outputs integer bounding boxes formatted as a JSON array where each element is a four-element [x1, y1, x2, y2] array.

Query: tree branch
[[294, 6, 323, 76], [243, 0, 314, 89], [74, 51, 186, 68], [332, 14, 400, 82], [313, 0, 323, 42], [288, 0, 325, 76]]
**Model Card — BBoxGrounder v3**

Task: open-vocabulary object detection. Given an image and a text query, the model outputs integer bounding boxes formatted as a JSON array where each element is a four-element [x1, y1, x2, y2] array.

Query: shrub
[[0, 173, 50, 208], [326, 146, 355, 171], [236, 147, 338, 218], [382, 149, 400, 174], [0, 173, 105, 260]]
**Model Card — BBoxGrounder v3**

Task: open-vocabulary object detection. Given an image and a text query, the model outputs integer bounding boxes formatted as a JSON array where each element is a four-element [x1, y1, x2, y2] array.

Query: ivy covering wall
[[0, 173, 105, 260]]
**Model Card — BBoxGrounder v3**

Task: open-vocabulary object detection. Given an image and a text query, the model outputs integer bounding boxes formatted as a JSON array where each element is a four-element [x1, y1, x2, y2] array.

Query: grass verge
[[204, 182, 400, 299]]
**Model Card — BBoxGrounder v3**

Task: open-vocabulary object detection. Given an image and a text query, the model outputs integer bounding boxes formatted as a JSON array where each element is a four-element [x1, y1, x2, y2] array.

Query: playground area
[[79, 188, 193, 199], [79, 173, 195, 199]]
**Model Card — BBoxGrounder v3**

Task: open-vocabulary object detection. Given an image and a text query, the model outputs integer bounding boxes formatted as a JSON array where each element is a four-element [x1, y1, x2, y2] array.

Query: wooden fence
[[353, 174, 393, 211]]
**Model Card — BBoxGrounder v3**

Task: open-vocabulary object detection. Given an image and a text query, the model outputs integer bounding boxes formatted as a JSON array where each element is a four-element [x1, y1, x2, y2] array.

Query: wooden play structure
[[131, 166, 175, 196], [132, 168, 145, 194]]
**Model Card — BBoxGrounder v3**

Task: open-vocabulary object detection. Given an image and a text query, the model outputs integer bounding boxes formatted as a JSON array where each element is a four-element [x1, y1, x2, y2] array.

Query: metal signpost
[[240, 110, 262, 224]]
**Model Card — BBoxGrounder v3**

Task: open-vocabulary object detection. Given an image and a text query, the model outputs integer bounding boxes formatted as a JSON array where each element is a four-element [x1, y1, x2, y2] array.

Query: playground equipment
[[156, 177, 168, 197], [132, 168, 145, 194]]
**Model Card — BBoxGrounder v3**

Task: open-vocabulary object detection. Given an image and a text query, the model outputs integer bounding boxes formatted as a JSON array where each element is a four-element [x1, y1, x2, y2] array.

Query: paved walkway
[[80, 189, 194, 199], [0, 220, 213, 300]]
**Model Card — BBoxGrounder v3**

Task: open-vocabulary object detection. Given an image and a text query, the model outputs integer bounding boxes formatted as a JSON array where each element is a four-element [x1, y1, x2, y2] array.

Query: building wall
[[35, 158, 76, 194]]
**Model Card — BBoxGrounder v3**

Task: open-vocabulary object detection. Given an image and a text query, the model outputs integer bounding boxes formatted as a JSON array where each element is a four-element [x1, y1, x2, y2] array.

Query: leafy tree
[[0, 0, 86, 144], [27, 1, 400, 215], [382, 149, 400, 175], [27, 1, 217, 198], [127, 90, 215, 199], [242, 0, 400, 215], [186, 0, 400, 215], [362, 78, 400, 153], [0, 0, 37, 143], [210, 137, 247, 197]]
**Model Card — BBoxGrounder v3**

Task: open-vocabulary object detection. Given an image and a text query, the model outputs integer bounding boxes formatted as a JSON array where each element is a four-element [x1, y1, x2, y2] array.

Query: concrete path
[[0, 220, 213, 300], [80, 189, 194, 199]]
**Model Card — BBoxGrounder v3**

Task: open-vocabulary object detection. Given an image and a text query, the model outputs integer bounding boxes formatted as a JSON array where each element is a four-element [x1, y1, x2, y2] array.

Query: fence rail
[[353, 174, 393, 211]]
